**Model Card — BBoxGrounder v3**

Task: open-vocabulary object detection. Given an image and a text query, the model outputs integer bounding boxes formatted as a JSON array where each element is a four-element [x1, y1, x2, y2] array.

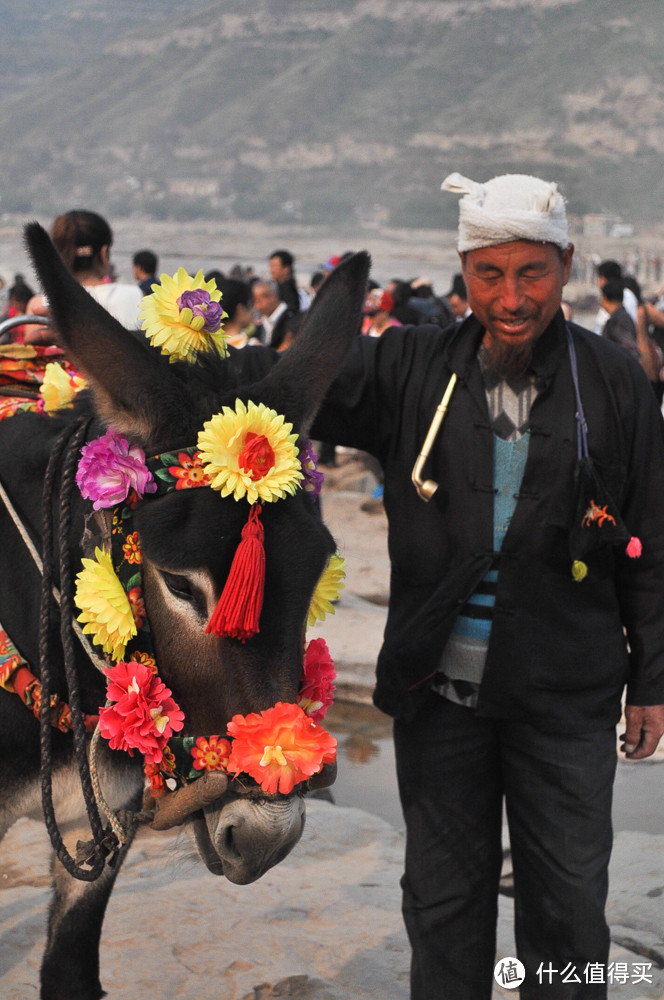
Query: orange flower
[[123, 531, 142, 564], [226, 702, 337, 795], [131, 650, 158, 674], [144, 762, 166, 797], [128, 586, 146, 630], [191, 735, 232, 772], [169, 451, 211, 489]]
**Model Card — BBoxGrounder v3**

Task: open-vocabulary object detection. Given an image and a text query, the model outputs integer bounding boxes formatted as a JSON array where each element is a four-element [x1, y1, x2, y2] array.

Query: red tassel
[[206, 504, 265, 641]]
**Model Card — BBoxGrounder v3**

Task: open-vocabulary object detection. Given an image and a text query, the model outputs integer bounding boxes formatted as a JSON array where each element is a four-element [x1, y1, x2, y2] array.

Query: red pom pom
[[626, 536, 642, 559], [206, 505, 265, 641]]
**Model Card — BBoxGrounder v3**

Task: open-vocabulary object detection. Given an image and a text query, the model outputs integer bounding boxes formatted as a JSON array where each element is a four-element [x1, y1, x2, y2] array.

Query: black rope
[[39, 417, 110, 881]]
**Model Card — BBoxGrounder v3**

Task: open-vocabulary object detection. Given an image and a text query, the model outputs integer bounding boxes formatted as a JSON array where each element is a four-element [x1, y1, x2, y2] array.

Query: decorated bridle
[[51, 267, 344, 800]]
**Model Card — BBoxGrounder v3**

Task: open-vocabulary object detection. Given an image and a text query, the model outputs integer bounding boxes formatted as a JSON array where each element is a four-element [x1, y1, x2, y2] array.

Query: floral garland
[[73, 421, 344, 797]]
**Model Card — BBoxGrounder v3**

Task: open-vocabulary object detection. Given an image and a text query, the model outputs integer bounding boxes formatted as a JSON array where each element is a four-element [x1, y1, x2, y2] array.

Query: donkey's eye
[[161, 572, 194, 601]]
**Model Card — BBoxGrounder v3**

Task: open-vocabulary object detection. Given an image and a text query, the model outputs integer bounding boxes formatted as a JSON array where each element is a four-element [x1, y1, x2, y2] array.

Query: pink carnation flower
[[99, 660, 184, 764], [77, 428, 157, 509], [298, 637, 336, 723]]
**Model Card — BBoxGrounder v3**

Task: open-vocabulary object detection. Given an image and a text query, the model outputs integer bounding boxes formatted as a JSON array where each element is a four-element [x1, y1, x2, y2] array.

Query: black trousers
[[394, 696, 616, 999]]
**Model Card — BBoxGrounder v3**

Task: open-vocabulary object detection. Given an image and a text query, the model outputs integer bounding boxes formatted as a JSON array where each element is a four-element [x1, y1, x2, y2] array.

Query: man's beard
[[482, 335, 535, 379]]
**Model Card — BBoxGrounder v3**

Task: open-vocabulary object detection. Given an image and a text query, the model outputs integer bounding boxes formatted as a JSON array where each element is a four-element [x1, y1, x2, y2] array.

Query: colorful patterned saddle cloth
[[0, 343, 68, 421]]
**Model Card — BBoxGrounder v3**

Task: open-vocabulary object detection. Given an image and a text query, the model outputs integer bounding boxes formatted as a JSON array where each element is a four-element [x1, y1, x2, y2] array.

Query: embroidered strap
[[147, 447, 210, 495], [0, 623, 98, 733]]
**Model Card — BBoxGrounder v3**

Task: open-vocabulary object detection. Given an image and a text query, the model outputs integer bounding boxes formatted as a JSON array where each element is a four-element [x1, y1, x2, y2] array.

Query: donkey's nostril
[[220, 821, 241, 861]]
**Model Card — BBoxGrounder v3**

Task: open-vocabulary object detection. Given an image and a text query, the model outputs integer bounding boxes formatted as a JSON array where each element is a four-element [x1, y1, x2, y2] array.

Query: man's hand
[[620, 704, 664, 759]]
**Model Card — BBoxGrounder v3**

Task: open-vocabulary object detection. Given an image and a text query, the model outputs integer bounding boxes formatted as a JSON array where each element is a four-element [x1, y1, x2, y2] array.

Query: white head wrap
[[441, 172, 569, 252]]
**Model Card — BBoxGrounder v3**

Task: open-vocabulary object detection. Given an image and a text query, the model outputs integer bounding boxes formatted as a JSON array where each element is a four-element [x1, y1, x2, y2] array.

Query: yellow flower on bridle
[[138, 268, 228, 363], [197, 399, 303, 505], [308, 552, 346, 627], [74, 547, 137, 661]]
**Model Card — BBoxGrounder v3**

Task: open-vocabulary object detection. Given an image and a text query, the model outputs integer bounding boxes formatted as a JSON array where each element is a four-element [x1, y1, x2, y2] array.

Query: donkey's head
[[25, 223, 369, 883]]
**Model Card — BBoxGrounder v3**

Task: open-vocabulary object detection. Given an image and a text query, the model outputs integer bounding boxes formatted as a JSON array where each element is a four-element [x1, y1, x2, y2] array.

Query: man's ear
[[562, 243, 575, 286]]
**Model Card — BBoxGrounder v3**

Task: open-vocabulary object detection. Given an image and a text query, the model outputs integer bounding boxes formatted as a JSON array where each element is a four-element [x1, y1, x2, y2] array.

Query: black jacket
[[313, 312, 664, 727]]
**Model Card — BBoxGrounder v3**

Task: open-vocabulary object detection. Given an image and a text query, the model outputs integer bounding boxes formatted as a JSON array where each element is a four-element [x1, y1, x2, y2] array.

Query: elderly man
[[251, 277, 297, 351], [300, 173, 664, 999]]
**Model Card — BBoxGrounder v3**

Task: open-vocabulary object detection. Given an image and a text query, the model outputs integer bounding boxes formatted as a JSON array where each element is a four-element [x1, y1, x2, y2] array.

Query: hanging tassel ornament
[[206, 504, 265, 641]]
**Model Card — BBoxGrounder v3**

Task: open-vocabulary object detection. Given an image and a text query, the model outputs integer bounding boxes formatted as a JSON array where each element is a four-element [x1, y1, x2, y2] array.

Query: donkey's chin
[[189, 795, 306, 884]]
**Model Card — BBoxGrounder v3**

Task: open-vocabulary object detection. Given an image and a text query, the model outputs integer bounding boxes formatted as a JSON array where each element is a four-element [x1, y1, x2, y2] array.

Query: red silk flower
[[99, 661, 185, 764], [298, 637, 336, 723], [226, 701, 336, 795]]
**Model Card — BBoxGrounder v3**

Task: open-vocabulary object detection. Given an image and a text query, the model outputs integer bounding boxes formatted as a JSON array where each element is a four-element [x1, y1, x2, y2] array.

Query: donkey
[[0, 224, 369, 1000]]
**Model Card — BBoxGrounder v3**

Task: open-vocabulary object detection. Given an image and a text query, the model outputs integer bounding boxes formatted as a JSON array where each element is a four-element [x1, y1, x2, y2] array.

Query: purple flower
[[299, 440, 324, 498], [76, 428, 157, 509], [177, 289, 223, 334]]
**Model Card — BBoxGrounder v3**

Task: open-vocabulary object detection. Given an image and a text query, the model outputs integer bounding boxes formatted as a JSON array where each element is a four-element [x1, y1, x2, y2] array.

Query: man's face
[[448, 292, 468, 319], [253, 284, 279, 317], [269, 256, 290, 283], [460, 240, 574, 353]]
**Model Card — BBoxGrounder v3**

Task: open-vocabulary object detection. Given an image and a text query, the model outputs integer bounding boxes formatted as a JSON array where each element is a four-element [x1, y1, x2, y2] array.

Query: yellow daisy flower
[[308, 552, 346, 627], [74, 547, 136, 661], [197, 399, 303, 504], [138, 267, 228, 363], [40, 363, 87, 414]]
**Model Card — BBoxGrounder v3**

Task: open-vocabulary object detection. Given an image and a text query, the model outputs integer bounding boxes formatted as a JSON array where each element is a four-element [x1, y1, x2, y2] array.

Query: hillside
[[0, 0, 663, 228]]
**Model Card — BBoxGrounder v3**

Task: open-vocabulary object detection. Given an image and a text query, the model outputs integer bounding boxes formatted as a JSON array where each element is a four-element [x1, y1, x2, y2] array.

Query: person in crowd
[[320, 254, 342, 275], [26, 210, 143, 343], [593, 258, 638, 334], [599, 277, 640, 359], [268, 248, 309, 313], [204, 268, 226, 288], [308, 270, 325, 298], [269, 172, 664, 999], [250, 277, 297, 350], [215, 276, 254, 349], [620, 274, 664, 396], [132, 248, 160, 296], [407, 276, 454, 326], [0, 276, 35, 343], [319, 252, 356, 280], [361, 288, 402, 337], [386, 279, 421, 325], [445, 272, 471, 321]]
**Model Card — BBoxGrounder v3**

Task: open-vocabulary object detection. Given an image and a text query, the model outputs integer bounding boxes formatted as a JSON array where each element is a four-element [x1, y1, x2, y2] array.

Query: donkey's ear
[[253, 251, 371, 434], [24, 222, 186, 442]]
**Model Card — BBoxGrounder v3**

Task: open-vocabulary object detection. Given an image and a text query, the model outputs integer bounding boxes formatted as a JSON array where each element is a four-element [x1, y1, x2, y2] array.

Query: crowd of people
[[4, 212, 664, 411]]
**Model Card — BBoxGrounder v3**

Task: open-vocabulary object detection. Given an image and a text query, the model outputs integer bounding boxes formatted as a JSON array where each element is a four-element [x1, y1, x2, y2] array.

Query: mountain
[[0, 0, 663, 229]]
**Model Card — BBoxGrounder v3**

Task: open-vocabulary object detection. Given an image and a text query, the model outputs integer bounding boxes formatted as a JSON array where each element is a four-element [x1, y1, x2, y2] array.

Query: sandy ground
[[1, 459, 664, 999]]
